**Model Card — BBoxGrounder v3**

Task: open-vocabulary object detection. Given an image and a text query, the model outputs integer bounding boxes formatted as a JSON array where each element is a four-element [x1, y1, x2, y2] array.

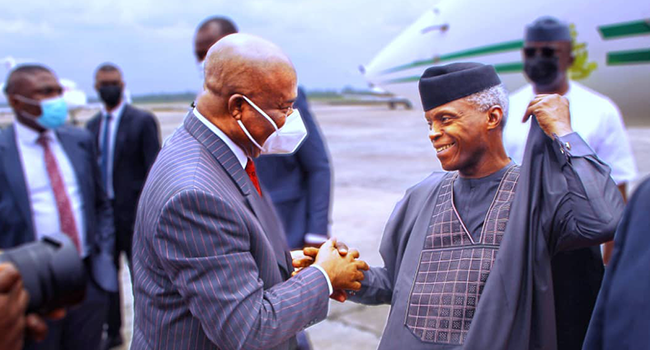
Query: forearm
[[236, 267, 330, 350], [552, 133, 625, 251], [347, 266, 393, 305]]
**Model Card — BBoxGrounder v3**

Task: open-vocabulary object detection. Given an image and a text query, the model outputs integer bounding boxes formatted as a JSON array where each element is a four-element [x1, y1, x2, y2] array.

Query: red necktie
[[37, 135, 82, 253], [245, 159, 263, 196]]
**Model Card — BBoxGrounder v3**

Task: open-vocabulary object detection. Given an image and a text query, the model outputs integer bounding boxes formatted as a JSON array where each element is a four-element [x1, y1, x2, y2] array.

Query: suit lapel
[[113, 105, 130, 168], [246, 193, 292, 278], [184, 111, 292, 277], [0, 126, 34, 240], [88, 113, 101, 148]]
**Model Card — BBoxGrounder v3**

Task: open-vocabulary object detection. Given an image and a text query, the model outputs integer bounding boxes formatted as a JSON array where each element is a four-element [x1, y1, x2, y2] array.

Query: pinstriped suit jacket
[[131, 111, 330, 350]]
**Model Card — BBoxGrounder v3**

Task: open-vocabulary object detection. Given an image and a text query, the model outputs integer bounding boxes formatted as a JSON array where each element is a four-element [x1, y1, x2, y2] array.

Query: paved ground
[[2, 103, 649, 349]]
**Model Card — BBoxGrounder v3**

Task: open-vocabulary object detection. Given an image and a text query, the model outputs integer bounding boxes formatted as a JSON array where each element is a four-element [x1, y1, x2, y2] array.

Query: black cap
[[525, 16, 572, 42], [418, 62, 501, 111]]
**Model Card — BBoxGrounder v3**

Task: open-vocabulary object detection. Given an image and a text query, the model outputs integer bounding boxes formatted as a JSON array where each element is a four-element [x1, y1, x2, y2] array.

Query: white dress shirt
[[14, 120, 87, 256], [193, 108, 334, 297], [503, 81, 638, 185], [99, 101, 126, 199]]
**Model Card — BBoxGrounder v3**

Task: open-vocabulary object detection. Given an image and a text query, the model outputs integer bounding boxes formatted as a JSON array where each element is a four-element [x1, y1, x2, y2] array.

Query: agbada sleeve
[[546, 132, 625, 254]]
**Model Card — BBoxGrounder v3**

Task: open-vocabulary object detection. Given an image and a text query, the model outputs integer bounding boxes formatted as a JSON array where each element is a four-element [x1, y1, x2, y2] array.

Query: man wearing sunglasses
[[502, 16, 638, 350]]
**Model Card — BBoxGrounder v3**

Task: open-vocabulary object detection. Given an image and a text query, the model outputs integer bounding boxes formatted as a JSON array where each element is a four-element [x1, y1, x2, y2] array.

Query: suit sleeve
[[548, 132, 625, 253], [140, 112, 161, 173], [153, 189, 330, 350], [294, 89, 331, 237]]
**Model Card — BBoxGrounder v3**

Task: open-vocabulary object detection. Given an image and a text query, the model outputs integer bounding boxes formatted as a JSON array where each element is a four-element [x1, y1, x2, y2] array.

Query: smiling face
[[425, 98, 498, 175]]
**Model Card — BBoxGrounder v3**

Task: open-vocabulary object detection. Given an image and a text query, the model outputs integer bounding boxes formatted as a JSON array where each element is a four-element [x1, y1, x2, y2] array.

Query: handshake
[[292, 239, 369, 302]]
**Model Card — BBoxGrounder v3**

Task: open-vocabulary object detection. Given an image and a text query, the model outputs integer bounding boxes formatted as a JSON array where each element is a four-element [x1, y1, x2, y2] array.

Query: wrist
[[553, 127, 573, 137]]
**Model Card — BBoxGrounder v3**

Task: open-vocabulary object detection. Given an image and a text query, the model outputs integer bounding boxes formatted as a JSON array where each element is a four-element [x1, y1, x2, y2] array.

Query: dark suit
[[583, 177, 650, 350], [0, 123, 117, 350], [86, 104, 160, 264], [132, 111, 330, 350], [255, 87, 331, 249], [87, 103, 160, 343]]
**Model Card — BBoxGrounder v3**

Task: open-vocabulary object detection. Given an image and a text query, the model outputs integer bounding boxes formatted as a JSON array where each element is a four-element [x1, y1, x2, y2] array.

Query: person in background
[[194, 16, 238, 84], [254, 87, 332, 250], [86, 63, 160, 350], [583, 177, 650, 350], [502, 16, 638, 350], [0, 64, 117, 350]]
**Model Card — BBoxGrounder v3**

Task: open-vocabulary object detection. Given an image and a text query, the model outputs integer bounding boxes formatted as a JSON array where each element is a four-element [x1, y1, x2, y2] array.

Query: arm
[[140, 112, 161, 173], [548, 132, 624, 252], [592, 103, 635, 264], [154, 189, 330, 350], [523, 95, 624, 253], [295, 89, 331, 243]]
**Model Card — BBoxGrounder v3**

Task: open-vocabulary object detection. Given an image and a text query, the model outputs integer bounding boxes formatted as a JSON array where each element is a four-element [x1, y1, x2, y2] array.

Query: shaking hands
[[292, 239, 368, 303]]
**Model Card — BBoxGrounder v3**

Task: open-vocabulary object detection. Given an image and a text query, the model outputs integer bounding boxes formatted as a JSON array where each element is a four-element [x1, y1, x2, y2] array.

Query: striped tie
[[37, 134, 82, 253]]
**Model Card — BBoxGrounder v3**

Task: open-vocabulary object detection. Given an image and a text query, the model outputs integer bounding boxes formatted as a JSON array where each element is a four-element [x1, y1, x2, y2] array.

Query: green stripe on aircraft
[[599, 20, 650, 39], [607, 49, 650, 65], [383, 61, 522, 85], [380, 40, 524, 75]]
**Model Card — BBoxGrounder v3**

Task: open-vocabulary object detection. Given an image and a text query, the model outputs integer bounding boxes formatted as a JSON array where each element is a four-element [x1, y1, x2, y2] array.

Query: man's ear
[[486, 105, 504, 131], [568, 54, 576, 68], [227, 94, 245, 120], [7, 94, 22, 110]]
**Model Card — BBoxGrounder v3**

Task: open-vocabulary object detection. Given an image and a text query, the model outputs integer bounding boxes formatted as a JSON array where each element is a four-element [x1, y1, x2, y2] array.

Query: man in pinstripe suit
[[131, 33, 368, 350]]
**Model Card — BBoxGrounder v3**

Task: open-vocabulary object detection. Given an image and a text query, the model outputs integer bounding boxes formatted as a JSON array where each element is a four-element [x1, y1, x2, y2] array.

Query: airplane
[[361, 0, 650, 125]]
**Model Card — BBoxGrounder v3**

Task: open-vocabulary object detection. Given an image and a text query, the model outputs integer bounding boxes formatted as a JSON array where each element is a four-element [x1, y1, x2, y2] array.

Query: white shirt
[[14, 120, 87, 256], [503, 81, 637, 184], [99, 101, 125, 199], [193, 108, 334, 297]]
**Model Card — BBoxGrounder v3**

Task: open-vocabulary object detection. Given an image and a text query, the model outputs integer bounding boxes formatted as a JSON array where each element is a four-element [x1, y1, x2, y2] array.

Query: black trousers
[[106, 203, 134, 339], [552, 246, 604, 350], [25, 275, 109, 350]]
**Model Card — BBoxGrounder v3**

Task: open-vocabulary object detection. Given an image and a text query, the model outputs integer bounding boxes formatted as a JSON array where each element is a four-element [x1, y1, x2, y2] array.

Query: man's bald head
[[204, 33, 296, 98], [196, 33, 298, 159]]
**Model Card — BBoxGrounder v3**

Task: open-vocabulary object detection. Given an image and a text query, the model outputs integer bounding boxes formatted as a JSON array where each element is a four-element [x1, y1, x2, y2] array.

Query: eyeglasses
[[523, 47, 557, 58]]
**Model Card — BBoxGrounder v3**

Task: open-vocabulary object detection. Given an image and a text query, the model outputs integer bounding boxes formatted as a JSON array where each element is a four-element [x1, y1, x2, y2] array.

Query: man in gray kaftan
[[343, 63, 624, 349]]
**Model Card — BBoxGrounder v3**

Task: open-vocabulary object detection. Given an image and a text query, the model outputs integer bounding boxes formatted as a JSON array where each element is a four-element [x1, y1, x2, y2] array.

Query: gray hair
[[464, 84, 509, 129]]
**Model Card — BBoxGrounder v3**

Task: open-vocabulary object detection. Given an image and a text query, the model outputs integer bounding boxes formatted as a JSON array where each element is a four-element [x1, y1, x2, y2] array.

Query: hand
[[313, 239, 369, 292], [0, 263, 29, 350], [523, 94, 572, 137], [292, 240, 349, 272], [0, 263, 65, 349]]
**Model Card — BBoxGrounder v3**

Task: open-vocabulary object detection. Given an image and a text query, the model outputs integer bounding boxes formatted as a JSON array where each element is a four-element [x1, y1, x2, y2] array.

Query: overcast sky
[[0, 0, 436, 98]]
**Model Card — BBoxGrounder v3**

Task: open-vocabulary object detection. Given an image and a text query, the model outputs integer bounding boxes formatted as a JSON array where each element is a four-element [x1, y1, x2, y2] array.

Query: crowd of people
[[0, 13, 646, 350]]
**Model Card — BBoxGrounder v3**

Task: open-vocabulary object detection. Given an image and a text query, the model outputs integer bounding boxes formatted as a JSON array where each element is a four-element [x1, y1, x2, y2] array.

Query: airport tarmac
[[2, 103, 649, 349]]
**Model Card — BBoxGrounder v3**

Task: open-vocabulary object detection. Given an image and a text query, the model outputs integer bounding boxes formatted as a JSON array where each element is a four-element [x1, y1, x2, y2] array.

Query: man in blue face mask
[[0, 64, 117, 350]]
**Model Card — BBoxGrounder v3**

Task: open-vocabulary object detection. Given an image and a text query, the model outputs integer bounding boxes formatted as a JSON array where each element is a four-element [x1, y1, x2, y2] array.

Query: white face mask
[[238, 95, 307, 155]]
